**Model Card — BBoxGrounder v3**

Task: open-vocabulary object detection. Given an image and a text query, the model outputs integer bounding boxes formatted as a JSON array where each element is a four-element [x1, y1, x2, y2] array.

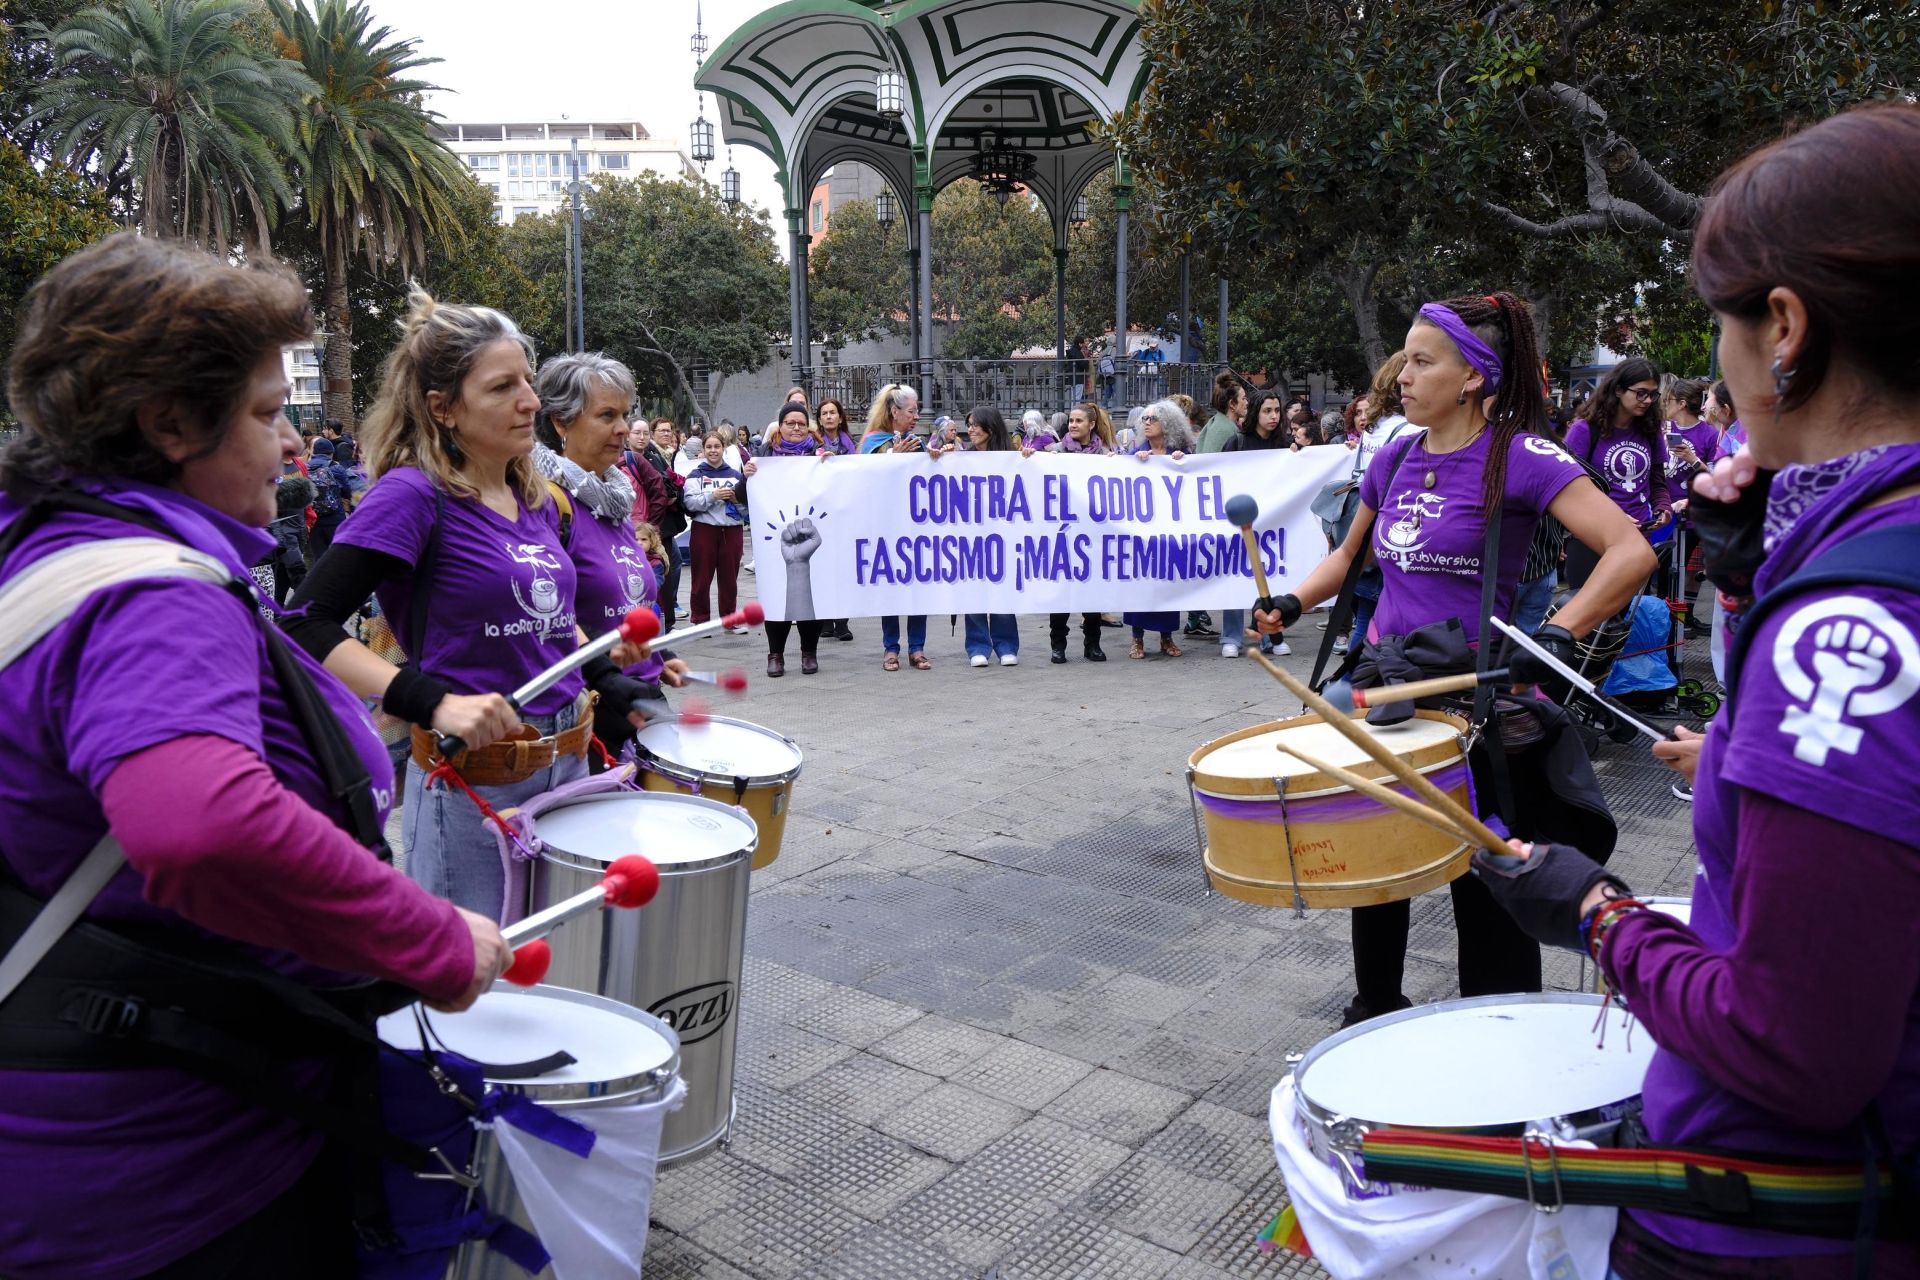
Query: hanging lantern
[[690, 0, 709, 59], [690, 110, 715, 165], [875, 69, 905, 121], [1071, 193, 1090, 225], [721, 164, 741, 206], [875, 190, 897, 226]]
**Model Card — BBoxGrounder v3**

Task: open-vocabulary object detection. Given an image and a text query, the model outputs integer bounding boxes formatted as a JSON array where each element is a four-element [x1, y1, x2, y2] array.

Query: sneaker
[[1182, 622, 1219, 638], [1000, 653, 1018, 667], [970, 654, 989, 668], [1672, 779, 1693, 802], [1316, 618, 1332, 630], [727, 624, 751, 635], [1220, 642, 1240, 659], [1332, 636, 1350, 656], [1273, 640, 1292, 656], [743, 562, 756, 575]]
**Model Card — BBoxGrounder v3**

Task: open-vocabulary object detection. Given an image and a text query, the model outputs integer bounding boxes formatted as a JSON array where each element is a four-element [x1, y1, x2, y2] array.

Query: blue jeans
[[964, 613, 1019, 658], [1512, 572, 1557, 636], [880, 615, 927, 654], [402, 697, 588, 921], [1221, 609, 1245, 648], [1349, 595, 1376, 653]]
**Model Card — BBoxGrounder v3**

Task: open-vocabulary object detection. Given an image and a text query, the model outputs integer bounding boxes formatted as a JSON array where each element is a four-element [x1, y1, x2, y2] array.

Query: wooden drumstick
[[1252, 651, 1513, 852], [1223, 492, 1276, 600], [1274, 743, 1474, 847], [1344, 669, 1510, 709]]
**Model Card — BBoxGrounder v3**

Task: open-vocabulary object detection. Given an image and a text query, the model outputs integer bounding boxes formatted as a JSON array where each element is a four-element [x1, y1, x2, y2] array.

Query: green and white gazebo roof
[[696, 0, 1146, 229]]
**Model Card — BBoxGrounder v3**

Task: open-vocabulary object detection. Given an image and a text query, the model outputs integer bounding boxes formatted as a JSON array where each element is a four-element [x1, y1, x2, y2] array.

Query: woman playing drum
[[1255, 292, 1653, 1026], [0, 236, 506, 1279], [1475, 102, 1920, 1278]]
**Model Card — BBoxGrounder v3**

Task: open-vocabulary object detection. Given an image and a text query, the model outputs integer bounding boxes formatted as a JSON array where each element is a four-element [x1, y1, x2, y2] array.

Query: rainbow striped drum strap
[[1357, 1128, 1912, 1241]]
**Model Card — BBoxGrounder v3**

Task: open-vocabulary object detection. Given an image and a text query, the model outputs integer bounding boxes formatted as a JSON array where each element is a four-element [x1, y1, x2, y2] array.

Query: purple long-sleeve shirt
[[1600, 443, 1920, 1273]]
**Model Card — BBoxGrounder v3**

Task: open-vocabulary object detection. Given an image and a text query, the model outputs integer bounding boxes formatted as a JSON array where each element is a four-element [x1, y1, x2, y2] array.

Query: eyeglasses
[[1623, 387, 1659, 402]]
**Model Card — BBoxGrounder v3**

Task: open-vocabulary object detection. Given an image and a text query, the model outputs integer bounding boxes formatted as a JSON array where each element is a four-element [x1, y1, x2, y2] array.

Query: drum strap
[[1356, 1128, 1916, 1242], [1473, 505, 1518, 822]]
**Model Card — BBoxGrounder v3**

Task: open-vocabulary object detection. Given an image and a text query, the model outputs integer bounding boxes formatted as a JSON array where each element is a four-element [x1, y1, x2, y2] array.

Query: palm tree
[[29, 0, 314, 251], [268, 0, 471, 428]]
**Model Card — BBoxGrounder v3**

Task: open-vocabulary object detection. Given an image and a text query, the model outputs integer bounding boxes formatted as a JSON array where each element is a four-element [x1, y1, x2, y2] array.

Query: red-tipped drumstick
[[500, 853, 659, 985], [438, 606, 664, 759], [682, 668, 750, 694], [658, 603, 764, 646]]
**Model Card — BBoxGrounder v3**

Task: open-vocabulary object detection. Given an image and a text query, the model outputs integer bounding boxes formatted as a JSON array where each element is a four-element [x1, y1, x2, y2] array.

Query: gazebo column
[[916, 168, 934, 405], [798, 232, 813, 395], [786, 207, 807, 387], [1217, 276, 1230, 369], [1113, 173, 1132, 402]]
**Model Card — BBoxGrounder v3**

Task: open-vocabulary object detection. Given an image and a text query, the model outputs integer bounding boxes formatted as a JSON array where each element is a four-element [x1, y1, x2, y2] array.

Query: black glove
[[1471, 842, 1631, 951], [1689, 467, 1774, 600], [583, 654, 653, 719], [1508, 623, 1576, 693], [1254, 593, 1302, 628]]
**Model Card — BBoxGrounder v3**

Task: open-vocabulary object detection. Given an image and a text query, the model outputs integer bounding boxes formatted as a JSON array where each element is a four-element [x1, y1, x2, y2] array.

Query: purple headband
[[1418, 303, 1503, 398]]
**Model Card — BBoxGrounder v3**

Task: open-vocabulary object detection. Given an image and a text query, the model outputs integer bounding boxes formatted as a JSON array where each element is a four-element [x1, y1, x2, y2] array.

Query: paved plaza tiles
[[629, 605, 1704, 1279]]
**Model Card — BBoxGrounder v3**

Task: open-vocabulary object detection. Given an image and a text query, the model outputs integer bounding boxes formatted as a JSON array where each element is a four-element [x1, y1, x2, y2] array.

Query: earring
[[1771, 355, 1795, 407], [1456, 387, 1469, 405]]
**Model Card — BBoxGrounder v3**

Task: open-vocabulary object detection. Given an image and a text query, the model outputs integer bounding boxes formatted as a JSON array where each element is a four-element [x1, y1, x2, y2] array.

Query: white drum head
[[536, 792, 755, 869], [637, 717, 801, 779], [379, 985, 678, 1102], [1646, 897, 1692, 926], [1297, 994, 1651, 1130], [1203, 716, 1459, 782]]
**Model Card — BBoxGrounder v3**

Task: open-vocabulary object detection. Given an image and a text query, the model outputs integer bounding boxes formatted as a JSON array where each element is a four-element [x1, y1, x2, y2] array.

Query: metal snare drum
[[633, 716, 801, 870], [530, 791, 756, 1164]]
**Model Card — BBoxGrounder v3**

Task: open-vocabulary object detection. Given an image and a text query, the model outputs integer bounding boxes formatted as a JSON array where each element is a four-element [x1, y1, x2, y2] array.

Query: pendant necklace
[[1421, 425, 1488, 490]]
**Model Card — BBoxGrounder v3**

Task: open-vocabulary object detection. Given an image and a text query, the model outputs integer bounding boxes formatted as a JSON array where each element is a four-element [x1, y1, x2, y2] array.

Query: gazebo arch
[[698, 0, 1191, 407]]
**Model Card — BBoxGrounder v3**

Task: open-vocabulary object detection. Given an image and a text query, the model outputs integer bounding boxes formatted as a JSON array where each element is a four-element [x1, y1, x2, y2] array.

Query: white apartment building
[[284, 341, 323, 423], [431, 120, 700, 223]]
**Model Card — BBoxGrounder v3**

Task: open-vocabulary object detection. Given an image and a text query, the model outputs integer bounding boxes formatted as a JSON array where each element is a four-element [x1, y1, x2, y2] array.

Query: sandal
[[1128, 638, 1145, 660], [1160, 637, 1183, 657], [909, 651, 932, 670], [882, 652, 901, 672]]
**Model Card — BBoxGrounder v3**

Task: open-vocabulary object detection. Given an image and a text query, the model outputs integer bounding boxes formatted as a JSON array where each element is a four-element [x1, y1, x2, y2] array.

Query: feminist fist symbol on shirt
[[1774, 599, 1920, 767]]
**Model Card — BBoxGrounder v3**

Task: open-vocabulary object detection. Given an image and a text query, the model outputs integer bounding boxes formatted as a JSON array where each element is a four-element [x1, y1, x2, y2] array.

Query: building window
[[600, 152, 630, 170], [811, 201, 823, 232], [496, 208, 507, 224], [469, 154, 499, 171], [512, 207, 538, 220]]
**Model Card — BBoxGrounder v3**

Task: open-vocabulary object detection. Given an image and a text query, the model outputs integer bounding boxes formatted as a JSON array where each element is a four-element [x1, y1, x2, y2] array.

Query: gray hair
[[533, 351, 637, 449], [1021, 409, 1046, 436], [1141, 397, 1195, 451]]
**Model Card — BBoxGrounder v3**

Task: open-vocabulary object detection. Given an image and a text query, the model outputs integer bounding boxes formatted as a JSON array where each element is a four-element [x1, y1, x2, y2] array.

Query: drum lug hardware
[[429, 1063, 480, 1112], [417, 1145, 482, 1190], [1520, 1127, 1566, 1213], [1272, 777, 1307, 918], [1283, 1050, 1304, 1070], [1327, 1118, 1370, 1194]]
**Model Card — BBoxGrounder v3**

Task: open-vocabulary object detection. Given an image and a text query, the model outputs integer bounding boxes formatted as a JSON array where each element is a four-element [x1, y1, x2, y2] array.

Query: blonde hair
[[1363, 351, 1408, 431], [633, 520, 667, 560], [865, 382, 917, 436], [360, 284, 544, 507], [1073, 400, 1115, 449]]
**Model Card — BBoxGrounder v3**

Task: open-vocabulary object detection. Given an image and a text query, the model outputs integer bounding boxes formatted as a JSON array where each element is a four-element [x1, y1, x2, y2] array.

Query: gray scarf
[[532, 443, 635, 522]]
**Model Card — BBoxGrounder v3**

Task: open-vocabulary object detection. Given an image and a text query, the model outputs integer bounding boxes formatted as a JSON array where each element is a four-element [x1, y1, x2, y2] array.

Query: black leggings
[[766, 619, 823, 656]]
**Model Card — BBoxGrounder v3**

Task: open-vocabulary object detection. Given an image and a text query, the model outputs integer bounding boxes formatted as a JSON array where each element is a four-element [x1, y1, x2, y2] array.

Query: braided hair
[[1416, 291, 1548, 516]]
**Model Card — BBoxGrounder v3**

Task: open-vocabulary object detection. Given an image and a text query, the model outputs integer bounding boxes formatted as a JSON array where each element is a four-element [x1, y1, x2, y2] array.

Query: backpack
[[310, 464, 342, 517]]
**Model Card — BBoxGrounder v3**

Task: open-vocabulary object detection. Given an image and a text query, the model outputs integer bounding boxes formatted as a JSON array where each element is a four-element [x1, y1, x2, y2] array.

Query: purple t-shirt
[[1359, 430, 1584, 645], [335, 467, 582, 713], [1624, 443, 1920, 1260], [1565, 418, 1670, 523], [1665, 420, 1720, 504], [0, 481, 394, 1279], [565, 504, 662, 682]]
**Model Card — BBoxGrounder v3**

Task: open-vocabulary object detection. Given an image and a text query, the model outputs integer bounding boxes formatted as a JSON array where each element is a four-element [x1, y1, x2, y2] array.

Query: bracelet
[[1584, 896, 1647, 966]]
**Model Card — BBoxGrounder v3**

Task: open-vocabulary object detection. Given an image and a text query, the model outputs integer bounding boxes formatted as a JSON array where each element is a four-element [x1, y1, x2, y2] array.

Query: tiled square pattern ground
[[632, 607, 1704, 1276]]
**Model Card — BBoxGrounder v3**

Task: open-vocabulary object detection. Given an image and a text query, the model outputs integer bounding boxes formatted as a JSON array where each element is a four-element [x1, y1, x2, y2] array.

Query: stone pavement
[[638, 596, 1707, 1280]]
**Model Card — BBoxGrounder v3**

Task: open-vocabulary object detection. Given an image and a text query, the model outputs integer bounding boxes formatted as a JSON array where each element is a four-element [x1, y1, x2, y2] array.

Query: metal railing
[[805, 359, 1223, 420]]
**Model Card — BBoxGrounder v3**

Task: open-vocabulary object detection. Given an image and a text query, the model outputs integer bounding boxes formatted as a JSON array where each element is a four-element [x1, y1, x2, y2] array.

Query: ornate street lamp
[[1071, 194, 1090, 225], [691, 0, 709, 60], [875, 69, 905, 121], [690, 99, 715, 166], [970, 128, 1034, 204], [875, 189, 897, 226], [721, 162, 741, 206]]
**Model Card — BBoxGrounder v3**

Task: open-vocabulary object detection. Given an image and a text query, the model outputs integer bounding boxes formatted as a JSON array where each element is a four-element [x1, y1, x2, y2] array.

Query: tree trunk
[[322, 240, 355, 430], [1336, 258, 1387, 375]]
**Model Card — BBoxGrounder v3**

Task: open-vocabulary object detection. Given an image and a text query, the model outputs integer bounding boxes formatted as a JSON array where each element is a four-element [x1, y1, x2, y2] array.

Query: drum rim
[[426, 983, 683, 1106], [1187, 710, 1468, 797], [635, 715, 804, 789], [534, 790, 758, 874], [1293, 992, 1639, 1139]]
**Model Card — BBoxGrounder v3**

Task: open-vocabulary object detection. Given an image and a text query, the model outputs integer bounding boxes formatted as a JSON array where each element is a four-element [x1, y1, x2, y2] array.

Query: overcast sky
[[364, 0, 793, 234]]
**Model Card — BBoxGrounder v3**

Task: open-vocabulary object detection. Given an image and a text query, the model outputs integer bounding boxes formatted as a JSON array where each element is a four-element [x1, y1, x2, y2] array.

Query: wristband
[[382, 664, 454, 732]]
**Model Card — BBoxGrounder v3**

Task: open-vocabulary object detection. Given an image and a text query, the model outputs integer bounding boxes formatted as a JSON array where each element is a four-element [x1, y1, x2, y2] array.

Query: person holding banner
[[1254, 291, 1652, 1026], [761, 400, 827, 676], [961, 406, 1022, 667], [863, 384, 932, 668], [1038, 402, 1113, 664], [1125, 399, 1196, 659]]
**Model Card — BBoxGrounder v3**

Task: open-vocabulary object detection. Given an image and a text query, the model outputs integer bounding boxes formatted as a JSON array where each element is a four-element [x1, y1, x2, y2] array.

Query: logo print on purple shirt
[[1523, 437, 1574, 466], [1604, 440, 1649, 494], [507, 540, 565, 622], [1773, 596, 1920, 765], [1381, 490, 1446, 554], [611, 543, 650, 608]]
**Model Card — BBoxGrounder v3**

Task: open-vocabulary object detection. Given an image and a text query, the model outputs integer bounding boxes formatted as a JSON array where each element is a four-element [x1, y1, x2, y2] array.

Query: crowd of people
[[0, 100, 1914, 1279]]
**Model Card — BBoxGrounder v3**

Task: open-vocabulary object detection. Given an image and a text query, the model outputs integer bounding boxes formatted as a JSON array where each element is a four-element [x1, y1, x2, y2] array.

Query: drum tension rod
[[1272, 777, 1307, 918]]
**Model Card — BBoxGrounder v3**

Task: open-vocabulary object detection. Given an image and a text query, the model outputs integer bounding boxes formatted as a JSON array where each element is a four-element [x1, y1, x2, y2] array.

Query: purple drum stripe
[[1197, 763, 1476, 826]]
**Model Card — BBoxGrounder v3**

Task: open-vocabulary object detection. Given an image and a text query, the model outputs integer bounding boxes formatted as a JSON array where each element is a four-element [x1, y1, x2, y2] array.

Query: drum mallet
[[682, 669, 750, 693], [1320, 669, 1512, 713], [1253, 651, 1514, 852], [659, 603, 765, 647], [437, 605, 666, 758], [1488, 616, 1674, 743], [499, 853, 660, 986], [1223, 494, 1277, 637]]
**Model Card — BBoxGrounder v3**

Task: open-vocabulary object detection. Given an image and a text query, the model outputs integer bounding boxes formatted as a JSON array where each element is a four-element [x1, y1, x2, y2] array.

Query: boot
[[1050, 645, 1067, 665], [1084, 638, 1106, 662]]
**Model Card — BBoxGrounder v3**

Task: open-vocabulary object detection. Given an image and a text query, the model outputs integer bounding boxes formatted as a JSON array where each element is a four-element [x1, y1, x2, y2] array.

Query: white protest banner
[[744, 445, 1355, 619]]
